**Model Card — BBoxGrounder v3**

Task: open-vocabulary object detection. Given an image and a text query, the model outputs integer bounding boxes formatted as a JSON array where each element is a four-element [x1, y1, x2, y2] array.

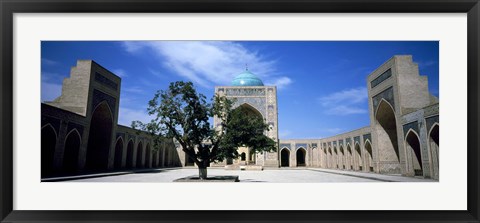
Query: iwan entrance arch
[[214, 69, 279, 168]]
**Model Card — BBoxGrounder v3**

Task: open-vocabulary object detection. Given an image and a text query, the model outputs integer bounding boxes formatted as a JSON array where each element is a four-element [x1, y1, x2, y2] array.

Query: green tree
[[132, 81, 277, 179]]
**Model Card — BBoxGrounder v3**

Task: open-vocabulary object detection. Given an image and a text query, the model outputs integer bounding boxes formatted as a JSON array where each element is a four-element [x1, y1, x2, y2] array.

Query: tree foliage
[[132, 81, 277, 178]]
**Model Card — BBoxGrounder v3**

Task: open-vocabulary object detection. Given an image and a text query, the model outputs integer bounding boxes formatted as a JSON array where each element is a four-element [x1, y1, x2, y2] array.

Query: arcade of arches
[[41, 60, 181, 179], [42, 55, 439, 180]]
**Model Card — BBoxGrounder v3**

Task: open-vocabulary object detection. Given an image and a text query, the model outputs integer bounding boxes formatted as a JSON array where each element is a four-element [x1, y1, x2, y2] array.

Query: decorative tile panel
[[226, 88, 265, 96], [354, 136, 360, 144], [371, 68, 392, 88], [426, 115, 439, 132], [296, 143, 307, 149], [403, 121, 419, 137], [372, 86, 395, 115], [363, 133, 371, 143], [92, 89, 116, 114], [95, 72, 118, 91]]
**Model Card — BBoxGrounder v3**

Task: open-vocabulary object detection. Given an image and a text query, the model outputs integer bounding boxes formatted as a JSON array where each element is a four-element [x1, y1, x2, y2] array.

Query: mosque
[[41, 55, 439, 180]]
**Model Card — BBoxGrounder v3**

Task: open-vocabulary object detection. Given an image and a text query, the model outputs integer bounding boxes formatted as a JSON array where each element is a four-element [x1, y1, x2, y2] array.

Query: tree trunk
[[199, 167, 207, 180]]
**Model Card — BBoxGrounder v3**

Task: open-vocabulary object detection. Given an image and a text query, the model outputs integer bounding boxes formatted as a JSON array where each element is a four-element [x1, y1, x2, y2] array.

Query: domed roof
[[231, 70, 264, 86]]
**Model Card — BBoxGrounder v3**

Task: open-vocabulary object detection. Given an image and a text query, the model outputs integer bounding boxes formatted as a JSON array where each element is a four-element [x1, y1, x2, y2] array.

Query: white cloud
[[117, 107, 152, 127], [418, 60, 437, 68], [123, 86, 145, 94], [41, 82, 62, 102], [41, 58, 58, 66], [279, 130, 291, 138], [41, 72, 63, 82], [266, 77, 292, 89], [121, 41, 280, 88], [324, 105, 368, 115], [148, 68, 165, 78], [112, 69, 128, 77], [326, 128, 342, 133], [318, 87, 368, 115], [122, 41, 146, 54]]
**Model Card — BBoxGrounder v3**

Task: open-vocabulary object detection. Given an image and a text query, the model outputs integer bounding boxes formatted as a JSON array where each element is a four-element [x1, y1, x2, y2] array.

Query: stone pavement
[[59, 167, 437, 183]]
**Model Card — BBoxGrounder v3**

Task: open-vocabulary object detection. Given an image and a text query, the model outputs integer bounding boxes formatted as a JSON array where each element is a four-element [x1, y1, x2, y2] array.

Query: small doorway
[[296, 148, 306, 167], [281, 149, 290, 167]]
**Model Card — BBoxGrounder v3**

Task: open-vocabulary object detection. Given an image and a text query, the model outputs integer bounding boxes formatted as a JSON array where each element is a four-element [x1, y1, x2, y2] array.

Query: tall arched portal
[[375, 100, 400, 173], [406, 130, 423, 176], [429, 124, 439, 179], [215, 76, 279, 168], [63, 130, 81, 174], [136, 141, 144, 168], [114, 138, 124, 169], [236, 103, 263, 165], [238, 103, 263, 118], [41, 125, 57, 177], [86, 102, 113, 171], [280, 148, 290, 167], [126, 140, 134, 168], [296, 148, 306, 167]]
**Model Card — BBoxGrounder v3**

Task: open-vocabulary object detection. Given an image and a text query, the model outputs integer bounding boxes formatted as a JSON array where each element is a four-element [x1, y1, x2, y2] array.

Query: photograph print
[[40, 41, 439, 183]]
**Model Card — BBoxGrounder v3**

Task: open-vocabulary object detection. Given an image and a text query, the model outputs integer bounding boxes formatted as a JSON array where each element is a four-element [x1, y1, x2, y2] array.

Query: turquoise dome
[[231, 70, 264, 86]]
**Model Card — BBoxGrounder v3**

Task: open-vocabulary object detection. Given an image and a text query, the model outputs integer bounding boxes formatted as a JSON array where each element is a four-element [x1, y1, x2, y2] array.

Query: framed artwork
[[1, 0, 479, 222]]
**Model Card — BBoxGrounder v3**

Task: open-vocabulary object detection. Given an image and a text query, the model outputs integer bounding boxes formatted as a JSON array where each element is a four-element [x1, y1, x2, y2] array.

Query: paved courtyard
[[55, 167, 437, 183]]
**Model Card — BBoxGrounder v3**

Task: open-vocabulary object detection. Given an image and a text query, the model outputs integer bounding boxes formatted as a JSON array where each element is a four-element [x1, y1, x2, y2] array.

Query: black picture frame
[[1, 1, 479, 222]]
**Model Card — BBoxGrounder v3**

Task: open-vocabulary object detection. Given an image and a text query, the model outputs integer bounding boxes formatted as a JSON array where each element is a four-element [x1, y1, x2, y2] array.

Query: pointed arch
[[374, 98, 395, 116], [296, 147, 306, 167], [364, 140, 373, 172], [339, 145, 345, 169], [237, 103, 263, 119], [346, 143, 352, 154], [355, 142, 363, 170], [86, 101, 113, 171], [332, 146, 338, 168], [375, 98, 400, 167], [346, 144, 353, 170], [114, 137, 124, 169], [136, 141, 144, 168], [152, 150, 158, 167], [41, 124, 57, 177], [280, 148, 290, 167], [364, 139, 373, 158], [428, 123, 439, 145], [41, 123, 58, 137], [63, 129, 81, 174], [428, 123, 439, 179], [126, 139, 135, 168], [145, 143, 151, 168], [405, 129, 423, 176]]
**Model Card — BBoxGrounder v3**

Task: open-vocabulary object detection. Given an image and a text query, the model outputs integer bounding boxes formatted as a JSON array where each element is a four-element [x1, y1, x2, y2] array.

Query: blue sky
[[41, 41, 439, 139]]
